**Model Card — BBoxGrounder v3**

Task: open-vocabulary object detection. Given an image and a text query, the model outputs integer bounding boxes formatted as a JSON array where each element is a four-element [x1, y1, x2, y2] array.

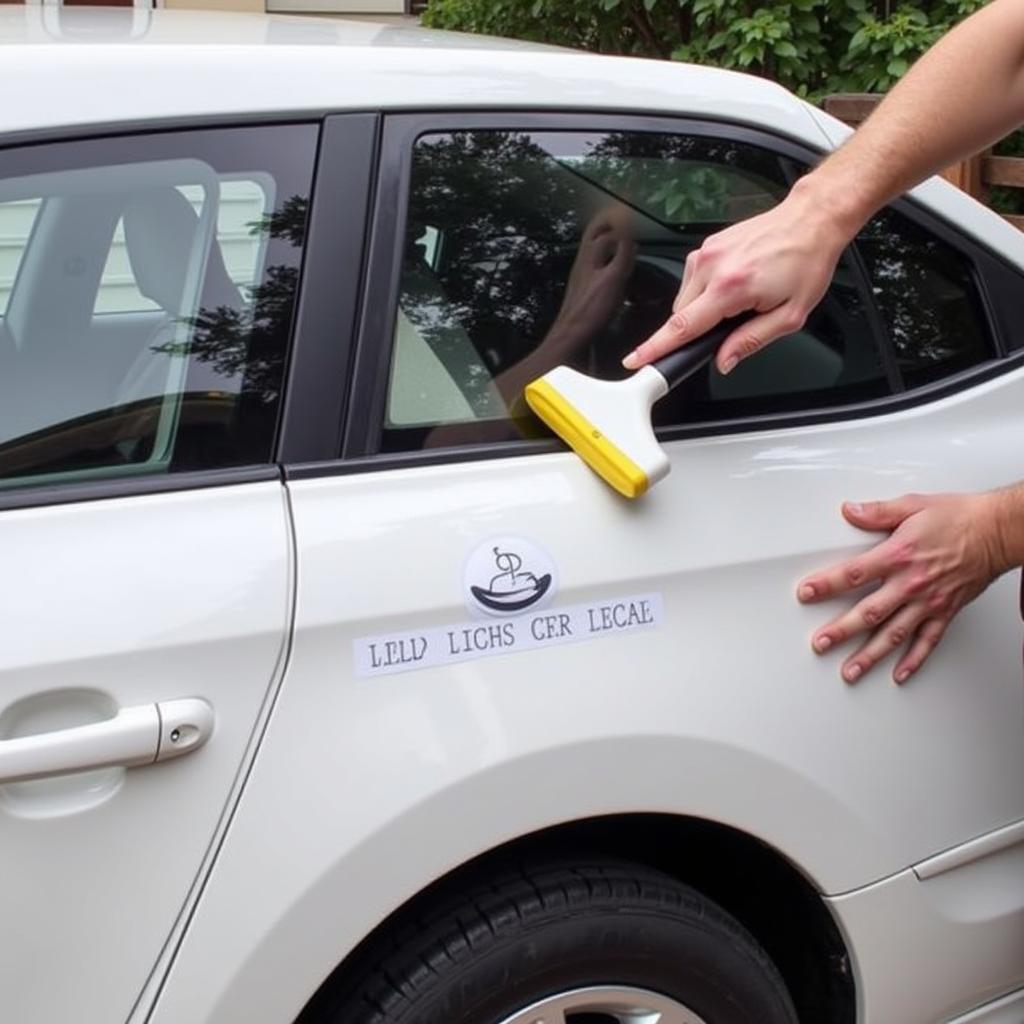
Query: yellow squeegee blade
[[524, 378, 649, 499]]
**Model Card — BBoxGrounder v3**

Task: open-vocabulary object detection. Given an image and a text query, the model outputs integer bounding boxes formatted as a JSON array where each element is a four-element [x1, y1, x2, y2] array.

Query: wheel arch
[[297, 813, 856, 1024]]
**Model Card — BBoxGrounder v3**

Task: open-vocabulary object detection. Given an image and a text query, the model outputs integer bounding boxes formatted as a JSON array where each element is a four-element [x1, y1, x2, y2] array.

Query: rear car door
[[0, 123, 316, 1023]]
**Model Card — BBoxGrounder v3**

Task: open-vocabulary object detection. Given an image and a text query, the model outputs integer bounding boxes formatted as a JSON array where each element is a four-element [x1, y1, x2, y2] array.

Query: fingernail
[[895, 669, 909, 684], [813, 634, 831, 653], [622, 351, 639, 370], [721, 356, 738, 375], [846, 502, 864, 515], [844, 663, 862, 682], [798, 583, 816, 602]]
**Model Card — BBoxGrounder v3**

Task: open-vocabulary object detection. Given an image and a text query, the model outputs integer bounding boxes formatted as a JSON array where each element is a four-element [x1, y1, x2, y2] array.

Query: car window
[[858, 208, 990, 388], [0, 125, 316, 491], [381, 129, 889, 453], [0, 197, 40, 316]]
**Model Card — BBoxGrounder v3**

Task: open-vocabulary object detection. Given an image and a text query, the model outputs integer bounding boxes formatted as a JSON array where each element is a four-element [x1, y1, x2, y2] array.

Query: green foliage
[[422, 0, 989, 99]]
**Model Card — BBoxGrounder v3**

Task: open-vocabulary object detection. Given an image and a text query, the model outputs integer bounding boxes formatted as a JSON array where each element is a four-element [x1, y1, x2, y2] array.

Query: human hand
[[547, 203, 636, 351], [797, 492, 1009, 684], [621, 178, 852, 375]]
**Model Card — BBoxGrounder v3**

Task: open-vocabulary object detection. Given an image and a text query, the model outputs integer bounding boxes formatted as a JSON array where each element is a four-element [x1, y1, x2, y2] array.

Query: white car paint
[[150, 361, 1024, 1024], [1, 8, 1021, 1024], [0, 483, 293, 1024]]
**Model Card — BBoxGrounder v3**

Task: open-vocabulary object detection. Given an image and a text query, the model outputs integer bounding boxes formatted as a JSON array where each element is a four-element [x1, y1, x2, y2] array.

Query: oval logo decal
[[464, 537, 558, 618]]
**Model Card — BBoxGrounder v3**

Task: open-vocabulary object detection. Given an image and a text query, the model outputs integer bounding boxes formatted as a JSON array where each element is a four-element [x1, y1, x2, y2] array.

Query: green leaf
[[887, 57, 909, 77], [775, 40, 799, 57]]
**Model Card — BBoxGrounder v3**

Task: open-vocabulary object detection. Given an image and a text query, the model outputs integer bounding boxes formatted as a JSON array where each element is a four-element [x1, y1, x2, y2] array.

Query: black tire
[[319, 861, 798, 1024]]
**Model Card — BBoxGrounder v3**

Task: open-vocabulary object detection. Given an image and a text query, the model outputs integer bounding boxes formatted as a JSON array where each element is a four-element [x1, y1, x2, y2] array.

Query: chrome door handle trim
[[0, 698, 214, 784]]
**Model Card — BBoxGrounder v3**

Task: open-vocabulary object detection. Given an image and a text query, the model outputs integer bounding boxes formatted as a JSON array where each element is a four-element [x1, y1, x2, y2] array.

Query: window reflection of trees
[[859, 209, 986, 385], [404, 131, 587, 379], [402, 130, 785, 388], [158, 192, 309, 464]]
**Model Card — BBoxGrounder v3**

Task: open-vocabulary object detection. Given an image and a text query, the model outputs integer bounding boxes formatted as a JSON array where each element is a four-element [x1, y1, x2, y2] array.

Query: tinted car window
[[858, 208, 991, 387], [0, 197, 39, 316], [0, 125, 316, 490], [382, 129, 889, 452]]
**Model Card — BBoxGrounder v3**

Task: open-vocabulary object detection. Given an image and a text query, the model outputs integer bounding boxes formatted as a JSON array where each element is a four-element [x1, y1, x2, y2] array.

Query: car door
[[297, 111, 1024, 884], [331, 111, 1024, 884], [0, 122, 316, 1024]]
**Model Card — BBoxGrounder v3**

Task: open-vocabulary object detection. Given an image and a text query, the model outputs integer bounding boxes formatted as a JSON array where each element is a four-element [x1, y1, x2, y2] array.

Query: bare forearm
[[986, 480, 1024, 575], [801, 0, 1024, 238]]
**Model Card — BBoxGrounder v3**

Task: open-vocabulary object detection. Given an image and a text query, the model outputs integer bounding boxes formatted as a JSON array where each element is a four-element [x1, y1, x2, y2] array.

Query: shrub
[[422, 0, 989, 99]]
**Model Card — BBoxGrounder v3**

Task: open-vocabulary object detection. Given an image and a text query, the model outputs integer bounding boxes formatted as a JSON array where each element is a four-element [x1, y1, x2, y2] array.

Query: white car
[[1, 7, 1022, 1024]]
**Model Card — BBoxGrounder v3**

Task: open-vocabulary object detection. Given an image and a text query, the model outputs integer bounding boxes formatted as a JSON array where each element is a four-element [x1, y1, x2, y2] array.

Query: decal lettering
[[369, 636, 429, 669], [587, 598, 655, 633], [354, 593, 663, 678]]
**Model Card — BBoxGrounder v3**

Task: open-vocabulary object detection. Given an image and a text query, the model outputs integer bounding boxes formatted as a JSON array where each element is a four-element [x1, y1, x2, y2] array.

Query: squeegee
[[524, 316, 748, 499]]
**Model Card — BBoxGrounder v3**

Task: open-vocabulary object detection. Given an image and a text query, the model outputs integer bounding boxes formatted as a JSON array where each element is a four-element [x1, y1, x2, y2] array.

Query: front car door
[[0, 122, 316, 1022]]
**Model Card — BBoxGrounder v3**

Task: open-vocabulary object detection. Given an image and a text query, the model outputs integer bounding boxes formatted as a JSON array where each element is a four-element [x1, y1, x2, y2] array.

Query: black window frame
[[324, 110, 1024, 476]]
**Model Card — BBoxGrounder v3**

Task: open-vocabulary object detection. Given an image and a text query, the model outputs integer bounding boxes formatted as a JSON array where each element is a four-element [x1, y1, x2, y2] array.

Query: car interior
[[0, 163, 267, 487]]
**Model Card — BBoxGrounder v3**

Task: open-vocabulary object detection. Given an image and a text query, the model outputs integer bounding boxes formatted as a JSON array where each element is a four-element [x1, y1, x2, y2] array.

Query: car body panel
[[0, 482, 292, 1023], [828, 824, 1024, 1024], [150, 366, 1024, 1024]]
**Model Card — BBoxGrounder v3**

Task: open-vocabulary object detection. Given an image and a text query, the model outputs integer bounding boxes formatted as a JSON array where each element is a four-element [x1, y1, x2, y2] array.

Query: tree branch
[[628, 3, 670, 59], [677, 2, 692, 48]]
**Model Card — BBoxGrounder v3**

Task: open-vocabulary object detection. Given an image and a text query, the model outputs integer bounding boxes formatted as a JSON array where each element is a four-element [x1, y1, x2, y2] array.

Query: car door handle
[[0, 698, 214, 784]]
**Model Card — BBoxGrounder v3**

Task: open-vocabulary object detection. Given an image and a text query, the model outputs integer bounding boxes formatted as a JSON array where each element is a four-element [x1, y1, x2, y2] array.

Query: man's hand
[[621, 177, 852, 375], [622, 0, 1024, 377], [797, 492, 1014, 684]]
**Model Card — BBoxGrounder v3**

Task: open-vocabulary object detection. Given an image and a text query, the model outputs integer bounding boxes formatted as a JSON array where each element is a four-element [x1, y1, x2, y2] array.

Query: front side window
[[382, 128, 890, 452], [0, 125, 316, 490], [382, 126, 995, 454]]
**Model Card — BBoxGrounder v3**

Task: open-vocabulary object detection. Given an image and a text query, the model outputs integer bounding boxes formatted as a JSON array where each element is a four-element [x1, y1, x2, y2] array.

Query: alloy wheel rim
[[495, 985, 709, 1024]]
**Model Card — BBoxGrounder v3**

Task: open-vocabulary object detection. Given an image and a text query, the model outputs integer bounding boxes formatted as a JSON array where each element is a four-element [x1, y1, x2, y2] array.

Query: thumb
[[842, 495, 926, 532]]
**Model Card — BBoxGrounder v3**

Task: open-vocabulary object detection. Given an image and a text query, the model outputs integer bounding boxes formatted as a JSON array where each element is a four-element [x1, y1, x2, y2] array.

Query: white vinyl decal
[[354, 593, 663, 678]]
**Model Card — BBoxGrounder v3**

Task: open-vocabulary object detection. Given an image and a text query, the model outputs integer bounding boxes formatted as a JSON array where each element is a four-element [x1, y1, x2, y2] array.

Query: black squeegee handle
[[651, 314, 754, 391]]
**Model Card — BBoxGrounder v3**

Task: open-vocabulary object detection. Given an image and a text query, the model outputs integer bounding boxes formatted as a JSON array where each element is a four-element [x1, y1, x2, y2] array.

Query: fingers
[[893, 617, 949, 684], [809, 579, 907, 655], [838, 602, 927, 684], [714, 303, 805, 375], [842, 495, 928, 532], [797, 536, 904, 603], [673, 247, 704, 312], [622, 290, 734, 369]]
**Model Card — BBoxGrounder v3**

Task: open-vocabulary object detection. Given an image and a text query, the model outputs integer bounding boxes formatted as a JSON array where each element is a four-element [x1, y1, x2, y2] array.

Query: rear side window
[[858, 208, 989, 388], [380, 126, 996, 454], [382, 128, 888, 452], [0, 125, 316, 491]]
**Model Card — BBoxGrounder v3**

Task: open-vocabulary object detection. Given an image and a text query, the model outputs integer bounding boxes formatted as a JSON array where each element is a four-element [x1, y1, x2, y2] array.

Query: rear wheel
[[321, 861, 798, 1024]]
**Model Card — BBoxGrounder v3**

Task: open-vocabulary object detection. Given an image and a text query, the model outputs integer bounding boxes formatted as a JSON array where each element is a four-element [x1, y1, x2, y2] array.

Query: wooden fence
[[823, 93, 1024, 230]]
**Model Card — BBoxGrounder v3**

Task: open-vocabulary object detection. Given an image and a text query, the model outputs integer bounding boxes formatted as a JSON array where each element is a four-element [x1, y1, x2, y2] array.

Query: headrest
[[123, 187, 199, 315], [123, 186, 243, 316]]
